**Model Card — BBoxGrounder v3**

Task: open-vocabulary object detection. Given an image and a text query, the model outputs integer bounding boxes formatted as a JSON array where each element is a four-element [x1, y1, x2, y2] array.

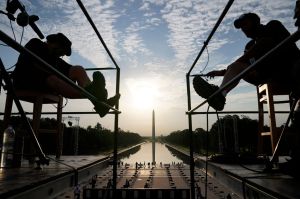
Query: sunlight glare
[[130, 80, 158, 110]]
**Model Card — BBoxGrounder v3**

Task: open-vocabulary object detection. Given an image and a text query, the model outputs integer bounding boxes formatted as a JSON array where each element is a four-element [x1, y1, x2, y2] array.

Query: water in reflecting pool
[[120, 142, 185, 165]]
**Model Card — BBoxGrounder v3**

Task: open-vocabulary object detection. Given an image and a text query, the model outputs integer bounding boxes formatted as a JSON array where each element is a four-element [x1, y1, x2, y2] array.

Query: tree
[[209, 115, 258, 154], [0, 116, 144, 155], [163, 115, 259, 155], [94, 123, 103, 131]]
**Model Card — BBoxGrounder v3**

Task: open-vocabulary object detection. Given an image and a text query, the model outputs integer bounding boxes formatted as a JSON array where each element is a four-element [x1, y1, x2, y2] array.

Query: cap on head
[[234, 13, 260, 29], [46, 33, 72, 56]]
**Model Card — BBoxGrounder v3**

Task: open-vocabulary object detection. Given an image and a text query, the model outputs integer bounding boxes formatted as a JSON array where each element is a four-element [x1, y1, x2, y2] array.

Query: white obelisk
[[152, 110, 155, 164]]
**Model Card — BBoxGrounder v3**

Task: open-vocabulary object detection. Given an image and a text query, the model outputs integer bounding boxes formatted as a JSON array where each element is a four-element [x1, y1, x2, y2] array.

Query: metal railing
[[74, 1, 121, 193], [185, 1, 234, 199]]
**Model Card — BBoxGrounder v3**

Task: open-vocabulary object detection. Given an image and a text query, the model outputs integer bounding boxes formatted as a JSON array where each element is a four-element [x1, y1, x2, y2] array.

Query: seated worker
[[193, 13, 300, 111], [12, 32, 120, 117]]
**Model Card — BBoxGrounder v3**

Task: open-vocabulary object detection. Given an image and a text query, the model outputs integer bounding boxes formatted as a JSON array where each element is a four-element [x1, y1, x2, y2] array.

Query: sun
[[129, 80, 158, 110], [134, 88, 155, 109]]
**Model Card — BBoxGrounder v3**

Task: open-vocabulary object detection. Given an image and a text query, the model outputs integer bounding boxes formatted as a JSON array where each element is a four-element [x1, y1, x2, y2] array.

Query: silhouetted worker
[[13, 33, 120, 117], [193, 13, 300, 111]]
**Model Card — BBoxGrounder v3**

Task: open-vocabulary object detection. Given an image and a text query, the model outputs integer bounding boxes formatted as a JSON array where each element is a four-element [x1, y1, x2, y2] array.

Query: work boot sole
[[193, 75, 225, 111], [94, 94, 120, 117]]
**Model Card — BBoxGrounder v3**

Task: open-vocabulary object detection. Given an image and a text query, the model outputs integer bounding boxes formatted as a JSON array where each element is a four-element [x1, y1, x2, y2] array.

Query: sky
[[0, 0, 298, 136]]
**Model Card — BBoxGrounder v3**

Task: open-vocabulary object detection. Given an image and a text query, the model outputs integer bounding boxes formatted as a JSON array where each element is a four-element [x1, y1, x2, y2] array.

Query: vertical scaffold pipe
[[75, 1, 121, 197], [186, 1, 234, 199], [113, 67, 120, 194]]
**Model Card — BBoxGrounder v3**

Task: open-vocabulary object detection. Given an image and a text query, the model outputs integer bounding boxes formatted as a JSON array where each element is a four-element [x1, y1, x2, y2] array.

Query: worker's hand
[[204, 70, 226, 79]]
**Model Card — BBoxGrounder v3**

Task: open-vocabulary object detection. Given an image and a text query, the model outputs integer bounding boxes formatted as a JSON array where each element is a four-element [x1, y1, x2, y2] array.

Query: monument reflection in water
[[120, 142, 184, 165]]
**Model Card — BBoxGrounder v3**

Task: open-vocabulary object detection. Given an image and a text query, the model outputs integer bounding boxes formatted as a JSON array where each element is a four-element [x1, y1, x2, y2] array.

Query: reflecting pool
[[120, 142, 185, 165]]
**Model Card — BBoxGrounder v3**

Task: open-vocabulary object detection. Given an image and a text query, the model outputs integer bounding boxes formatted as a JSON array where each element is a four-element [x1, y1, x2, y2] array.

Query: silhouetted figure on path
[[124, 179, 130, 188], [74, 184, 81, 199], [91, 175, 97, 188], [106, 179, 112, 189]]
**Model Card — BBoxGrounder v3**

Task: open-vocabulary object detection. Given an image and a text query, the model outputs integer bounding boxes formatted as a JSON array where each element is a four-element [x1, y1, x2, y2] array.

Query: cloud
[[146, 17, 161, 26], [139, 2, 150, 11], [161, 1, 234, 69], [123, 33, 148, 54], [159, 0, 296, 73], [4, 0, 296, 72]]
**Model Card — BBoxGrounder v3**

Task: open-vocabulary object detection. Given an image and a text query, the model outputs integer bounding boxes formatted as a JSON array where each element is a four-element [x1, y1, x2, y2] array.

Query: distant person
[[195, 183, 203, 199], [144, 181, 149, 188], [193, 13, 300, 111], [124, 179, 130, 188], [73, 184, 81, 199], [13, 32, 120, 117], [91, 175, 97, 188], [106, 179, 112, 188]]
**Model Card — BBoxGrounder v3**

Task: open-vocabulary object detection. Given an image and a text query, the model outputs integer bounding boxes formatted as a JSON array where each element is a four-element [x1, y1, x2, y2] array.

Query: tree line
[[161, 115, 268, 155], [0, 116, 144, 155], [2, 114, 292, 157]]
